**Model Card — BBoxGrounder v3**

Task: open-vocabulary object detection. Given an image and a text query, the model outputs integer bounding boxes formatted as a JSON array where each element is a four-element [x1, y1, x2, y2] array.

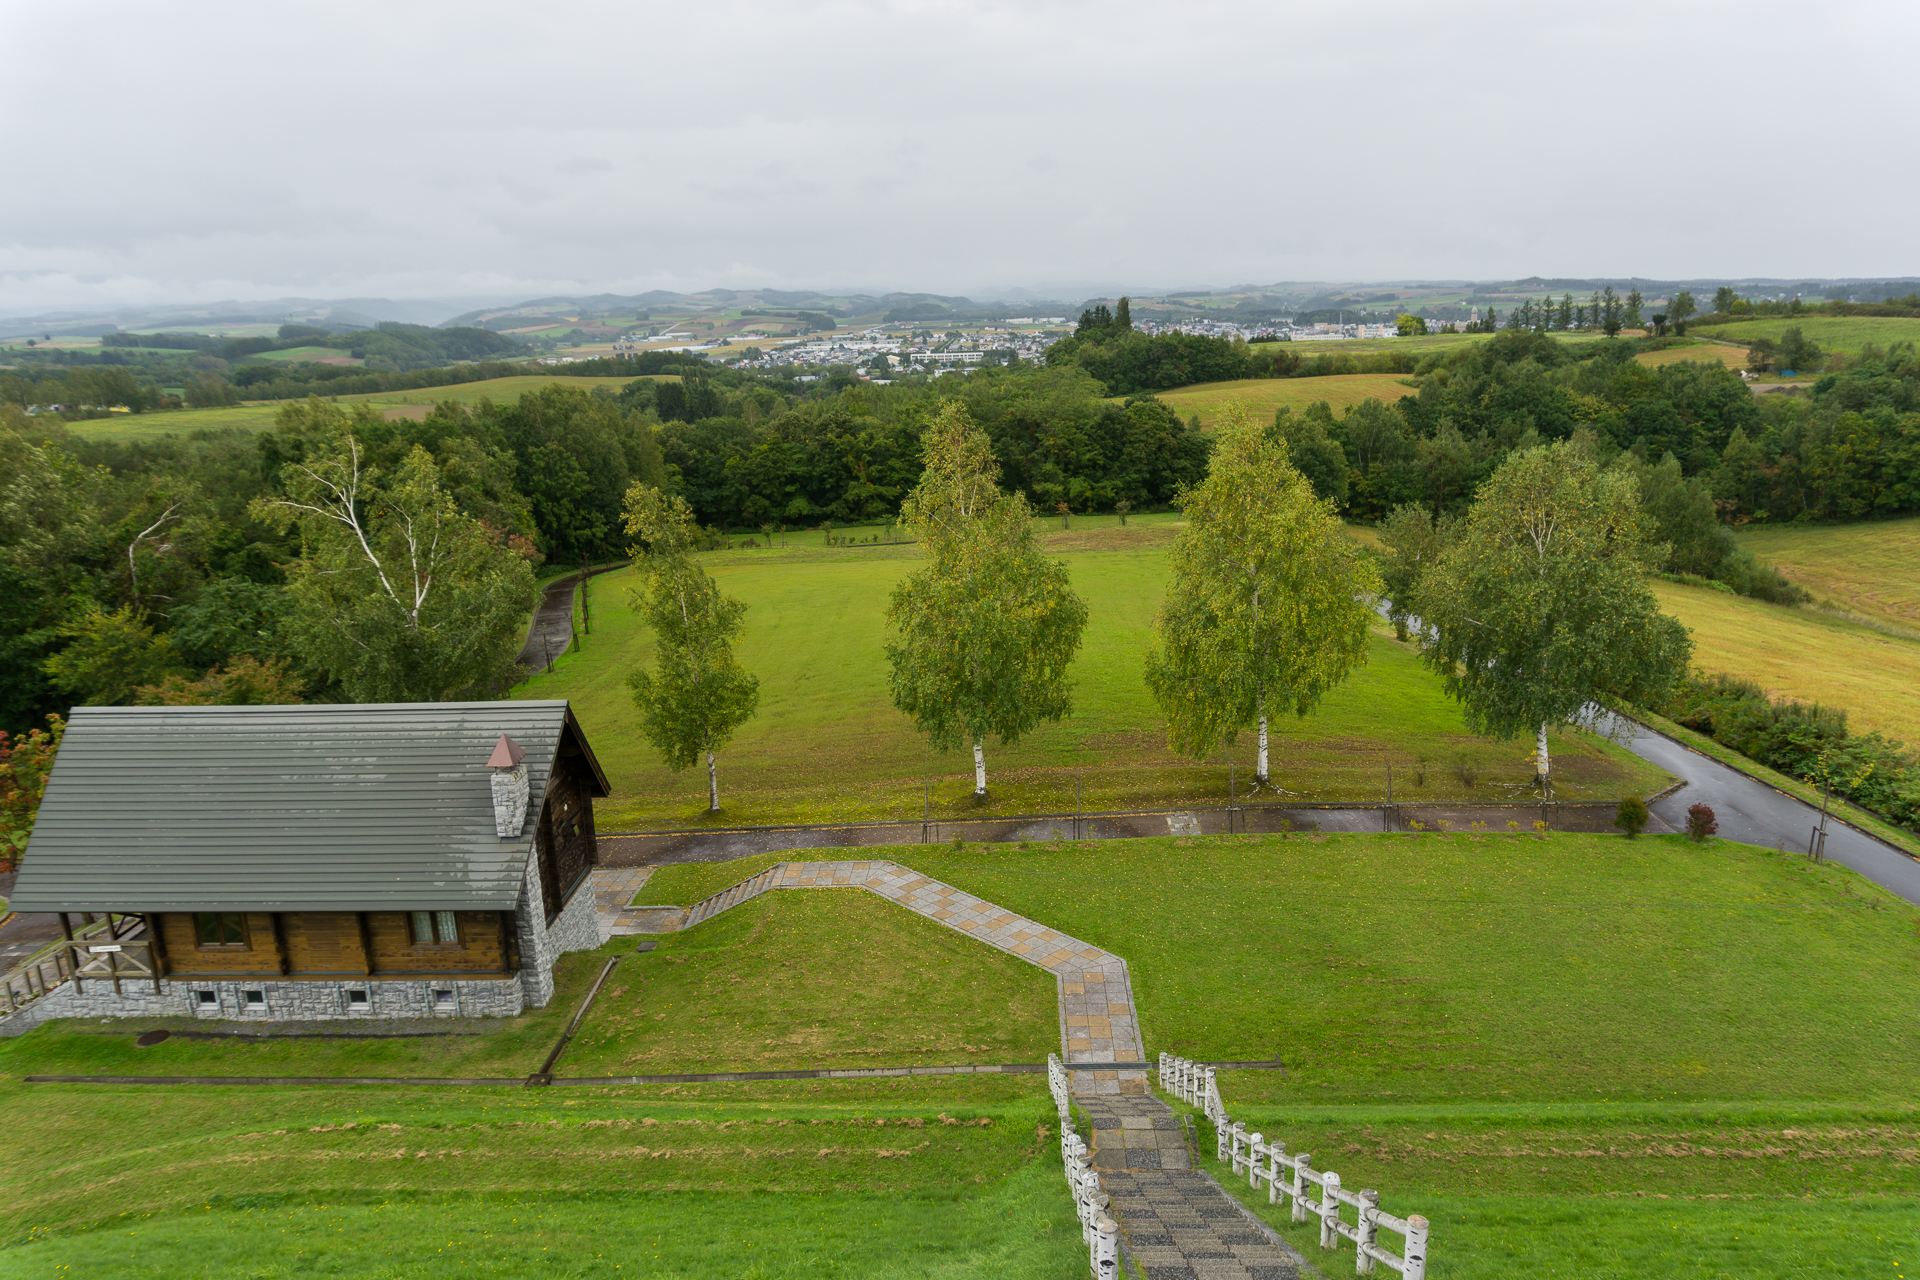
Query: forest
[[1, 329, 1915, 739]]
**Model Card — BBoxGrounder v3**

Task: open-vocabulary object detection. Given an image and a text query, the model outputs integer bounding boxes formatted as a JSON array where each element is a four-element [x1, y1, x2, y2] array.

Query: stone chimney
[[488, 733, 529, 838]]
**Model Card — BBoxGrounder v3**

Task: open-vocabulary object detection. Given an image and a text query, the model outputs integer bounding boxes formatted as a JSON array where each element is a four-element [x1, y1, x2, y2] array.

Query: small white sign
[[88, 944, 122, 953]]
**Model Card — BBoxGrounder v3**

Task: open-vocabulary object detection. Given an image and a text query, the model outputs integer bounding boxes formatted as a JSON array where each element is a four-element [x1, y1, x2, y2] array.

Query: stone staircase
[[681, 865, 784, 929]]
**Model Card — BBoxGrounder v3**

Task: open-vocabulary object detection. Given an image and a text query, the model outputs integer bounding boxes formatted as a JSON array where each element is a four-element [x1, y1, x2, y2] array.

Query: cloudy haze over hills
[[4, 0, 1914, 314]]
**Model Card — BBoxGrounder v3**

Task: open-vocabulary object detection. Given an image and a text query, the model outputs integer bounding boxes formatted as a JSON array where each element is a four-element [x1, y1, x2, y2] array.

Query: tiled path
[[589, 858, 1301, 1273], [1080, 1095, 1309, 1280], [593, 858, 1146, 1094]]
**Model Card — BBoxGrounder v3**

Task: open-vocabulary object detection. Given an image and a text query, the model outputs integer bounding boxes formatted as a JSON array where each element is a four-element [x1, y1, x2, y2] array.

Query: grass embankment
[[517, 519, 1667, 828], [1699, 314, 1920, 358], [1651, 579, 1920, 744], [5, 832, 1912, 1276]]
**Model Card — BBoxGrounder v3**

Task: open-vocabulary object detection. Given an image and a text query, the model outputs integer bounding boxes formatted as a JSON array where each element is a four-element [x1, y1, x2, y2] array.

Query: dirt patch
[[381, 405, 432, 421], [1038, 524, 1179, 553]]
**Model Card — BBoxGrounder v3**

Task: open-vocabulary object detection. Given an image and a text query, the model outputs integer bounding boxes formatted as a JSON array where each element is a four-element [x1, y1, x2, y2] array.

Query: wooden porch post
[[144, 913, 166, 993], [356, 912, 376, 975], [59, 912, 80, 994]]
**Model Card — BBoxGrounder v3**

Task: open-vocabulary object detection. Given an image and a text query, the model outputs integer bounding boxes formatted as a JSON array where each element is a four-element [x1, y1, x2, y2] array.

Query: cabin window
[[242, 989, 267, 1011], [410, 911, 460, 945], [432, 988, 456, 1010], [195, 989, 218, 1008], [345, 988, 370, 1011], [194, 913, 248, 946]]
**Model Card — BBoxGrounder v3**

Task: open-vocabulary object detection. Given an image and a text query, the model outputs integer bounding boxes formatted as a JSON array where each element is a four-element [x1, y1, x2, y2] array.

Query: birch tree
[[252, 432, 537, 701], [622, 487, 759, 811], [1144, 408, 1380, 788], [886, 403, 1087, 797], [1412, 438, 1692, 786]]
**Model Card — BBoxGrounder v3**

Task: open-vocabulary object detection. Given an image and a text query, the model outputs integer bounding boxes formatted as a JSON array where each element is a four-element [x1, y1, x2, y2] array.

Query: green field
[[1143, 373, 1417, 425], [1633, 339, 1750, 370], [1736, 518, 1920, 635], [53, 374, 664, 441], [3, 830, 1912, 1277], [517, 520, 1668, 828], [1698, 314, 1920, 358], [1651, 579, 1920, 744]]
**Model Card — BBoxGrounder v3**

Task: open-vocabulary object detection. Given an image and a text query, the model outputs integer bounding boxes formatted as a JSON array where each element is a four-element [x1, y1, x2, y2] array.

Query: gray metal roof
[[7, 701, 608, 914]]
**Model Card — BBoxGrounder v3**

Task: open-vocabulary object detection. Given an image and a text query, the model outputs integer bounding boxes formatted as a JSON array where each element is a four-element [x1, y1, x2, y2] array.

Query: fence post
[[1229, 1122, 1246, 1175], [1291, 1153, 1312, 1223], [1093, 1215, 1120, 1279], [1404, 1214, 1429, 1280], [1268, 1141, 1286, 1205], [1319, 1170, 1342, 1249], [1356, 1189, 1379, 1274], [1246, 1133, 1264, 1188]]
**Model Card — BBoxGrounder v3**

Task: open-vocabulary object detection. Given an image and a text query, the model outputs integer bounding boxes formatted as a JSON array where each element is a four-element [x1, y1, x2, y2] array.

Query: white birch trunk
[[1536, 721, 1551, 786], [973, 738, 987, 796], [707, 749, 719, 811], [1256, 696, 1270, 785]]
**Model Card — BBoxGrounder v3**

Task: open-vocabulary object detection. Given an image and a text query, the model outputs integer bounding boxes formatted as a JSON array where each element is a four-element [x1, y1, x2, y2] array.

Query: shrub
[[1686, 802, 1719, 842], [1615, 795, 1650, 838]]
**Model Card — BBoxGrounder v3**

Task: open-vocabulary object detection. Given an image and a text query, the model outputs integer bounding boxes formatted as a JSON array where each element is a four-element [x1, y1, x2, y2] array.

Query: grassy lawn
[[563, 889, 1058, 1075], [1651, 579, 1920, 744], [0, 1077, 1076, 1277], [518, 525, 1667, 829], [1736, 517, 1920, 635], [1698, 314, 1920, 358], [1144, 373, 1417, 425], [60, 403, 284, 441], [2, 830, 1913, 1275]]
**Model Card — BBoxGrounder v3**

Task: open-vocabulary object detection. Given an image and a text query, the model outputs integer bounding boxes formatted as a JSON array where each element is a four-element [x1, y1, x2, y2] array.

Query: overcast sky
[[3, 0, 1915, 313]]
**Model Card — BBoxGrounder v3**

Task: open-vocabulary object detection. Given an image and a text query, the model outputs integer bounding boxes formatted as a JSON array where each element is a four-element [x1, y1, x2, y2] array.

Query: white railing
[[1160, 1053, 1428, 1279], [1047, 1053, 1121, 1278]]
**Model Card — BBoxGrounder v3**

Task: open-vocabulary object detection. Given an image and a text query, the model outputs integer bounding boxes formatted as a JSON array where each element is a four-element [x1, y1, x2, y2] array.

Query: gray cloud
[[3, 0, 1915, 311]]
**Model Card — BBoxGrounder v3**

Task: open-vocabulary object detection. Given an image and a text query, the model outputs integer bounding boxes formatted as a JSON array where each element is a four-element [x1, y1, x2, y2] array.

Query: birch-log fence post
[[1158, 1053, 1430, 1279]]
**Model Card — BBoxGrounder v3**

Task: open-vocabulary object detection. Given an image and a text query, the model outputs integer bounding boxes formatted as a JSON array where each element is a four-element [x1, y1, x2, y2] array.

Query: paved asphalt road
[[1612, 714, 1920, 906]]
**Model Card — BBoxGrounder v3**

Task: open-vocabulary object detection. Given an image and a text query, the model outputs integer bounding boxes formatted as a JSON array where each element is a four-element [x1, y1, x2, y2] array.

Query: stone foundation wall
[[512, 857, 608, 1010], [0, 973, 525, 1037]]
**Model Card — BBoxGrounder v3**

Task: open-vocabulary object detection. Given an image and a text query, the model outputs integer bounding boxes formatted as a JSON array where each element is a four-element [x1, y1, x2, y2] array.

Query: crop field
[[3, 830, 1910, 1277], [1736, 518, 1920, 634], [1141, 373, 1418, 425], [1698, 314, 1920, 357], [248, 345, 362, 365], [1634, 339, 1750, 370], [335, 373, 674, 408], [516, 518, 1668, 829], [57, 403, 285, 441], [1651, 579, 1920, 743]]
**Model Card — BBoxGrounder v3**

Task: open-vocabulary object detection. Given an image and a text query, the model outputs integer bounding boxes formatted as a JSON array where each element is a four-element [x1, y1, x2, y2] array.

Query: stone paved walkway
[[1082, 1095, 1308, 1280], [599, 857, 1146, 1094]]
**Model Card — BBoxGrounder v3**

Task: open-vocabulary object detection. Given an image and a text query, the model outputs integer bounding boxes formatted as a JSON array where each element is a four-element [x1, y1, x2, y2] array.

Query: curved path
[[1609, 713, 1920, 905]]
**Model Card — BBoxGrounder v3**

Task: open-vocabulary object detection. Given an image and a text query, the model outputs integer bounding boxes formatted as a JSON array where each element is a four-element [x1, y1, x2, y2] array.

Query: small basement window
[[242, 990, 267, 1011], [432, 988, 456, 1010], [410, 911, 460, 945], [195, 989, 218, 1007], [194, 913, 248, 946], [345, 989, 370, 1011]]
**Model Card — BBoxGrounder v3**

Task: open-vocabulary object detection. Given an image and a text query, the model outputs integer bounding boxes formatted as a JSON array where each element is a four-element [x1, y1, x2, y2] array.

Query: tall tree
[[1600, 286, 1625, 337], [1411, 438, 1692, 787], [1377, 502, 1454, 641], [1712, 285, 1738, 315], [1145, 408, 1381, 788], [1113, 296, 1133, 332], [621, 487, 760, 812], [1668, 290, 1697, 336], [1625, 289, 1645, 330], [251, 424, 539, 702], [885, 403, 1087, 797]]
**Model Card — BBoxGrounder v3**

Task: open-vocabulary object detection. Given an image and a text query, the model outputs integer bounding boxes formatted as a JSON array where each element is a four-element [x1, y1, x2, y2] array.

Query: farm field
[[1633, 339, 1750, 370], [1651, 579, 1920, 744], [1141, 372, 1416, 425], [1697, 314, 1920, 357], [1735, 518, 1920, 634], [4, 831, 1911, 1277], [334, 373, 673, 408], [517, 519, 1668, 829]]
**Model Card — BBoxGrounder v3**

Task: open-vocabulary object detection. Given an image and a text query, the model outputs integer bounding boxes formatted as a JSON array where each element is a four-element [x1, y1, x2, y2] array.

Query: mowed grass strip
[[0, 1079, 1077, 1277], [521, 539, 1666, 828], [888, 832, 1920, 1103], [1652, 579, 1920, 743], [1736, 517, 1920, 634], [564, 890, 1059, 1075], [1142, 373, 1417, 426], [1185, 1102, 1917, 1280]]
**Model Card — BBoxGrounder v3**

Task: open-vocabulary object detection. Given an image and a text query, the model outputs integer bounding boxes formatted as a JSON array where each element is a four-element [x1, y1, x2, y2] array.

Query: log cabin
[[2, 701, 611, 1029]]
